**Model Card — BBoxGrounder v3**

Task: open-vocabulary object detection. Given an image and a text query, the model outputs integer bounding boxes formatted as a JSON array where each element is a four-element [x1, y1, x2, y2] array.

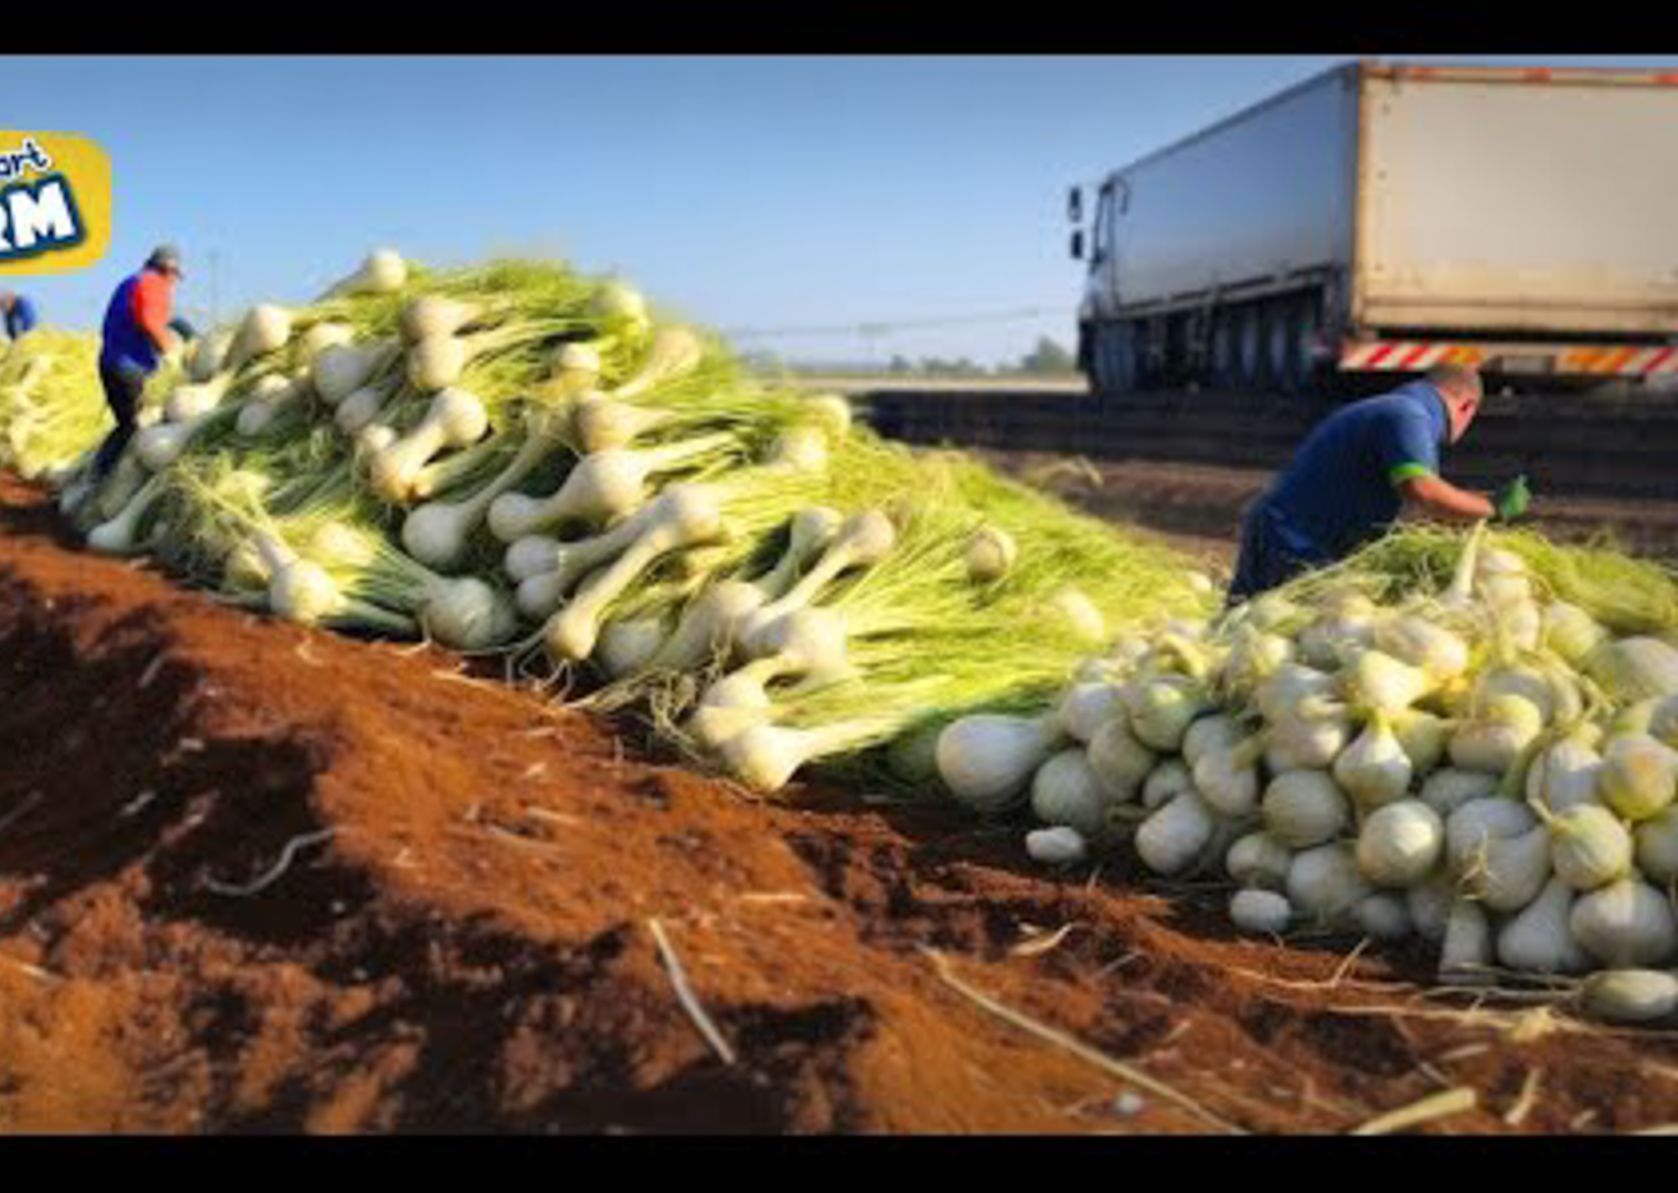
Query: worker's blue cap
[[146, 244, 184, 278]]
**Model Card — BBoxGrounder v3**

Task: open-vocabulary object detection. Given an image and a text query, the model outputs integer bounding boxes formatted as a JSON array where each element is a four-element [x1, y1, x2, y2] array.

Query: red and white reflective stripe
[[1339, 341, 1483, 370], [1342, 340, 1678, 374], [1559, 346, 1678, 375]]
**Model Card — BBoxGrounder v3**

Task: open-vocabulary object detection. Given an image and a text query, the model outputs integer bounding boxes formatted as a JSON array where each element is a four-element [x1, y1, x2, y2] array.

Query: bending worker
[[0, 290, 39, 342], [89, 244, 184, 483], [1227, 363, 1530, 603]]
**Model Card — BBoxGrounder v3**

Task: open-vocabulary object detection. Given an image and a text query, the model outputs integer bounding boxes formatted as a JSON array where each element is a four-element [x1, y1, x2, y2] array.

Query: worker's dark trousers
[[91, 359, 148, 480], [1227, 501, 1322, 607]]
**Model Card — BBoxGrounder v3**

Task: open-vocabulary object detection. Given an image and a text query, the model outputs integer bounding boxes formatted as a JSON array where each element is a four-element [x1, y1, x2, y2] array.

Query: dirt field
[[5, 472, 1678, 1135], [973, 450, 1678, 579]]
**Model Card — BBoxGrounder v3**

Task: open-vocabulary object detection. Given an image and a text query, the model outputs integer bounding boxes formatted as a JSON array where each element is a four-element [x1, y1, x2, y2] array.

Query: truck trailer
[[1068, 60, 1678, 395]]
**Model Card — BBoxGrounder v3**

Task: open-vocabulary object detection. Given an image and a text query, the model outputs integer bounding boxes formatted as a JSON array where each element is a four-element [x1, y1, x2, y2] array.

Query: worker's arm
[[130, 271, 175, 354], [1395, 469, 1495, 522]]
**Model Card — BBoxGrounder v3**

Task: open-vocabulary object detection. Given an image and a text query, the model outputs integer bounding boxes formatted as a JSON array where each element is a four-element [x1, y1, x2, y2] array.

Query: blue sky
[[3, 54, 1675, 367]]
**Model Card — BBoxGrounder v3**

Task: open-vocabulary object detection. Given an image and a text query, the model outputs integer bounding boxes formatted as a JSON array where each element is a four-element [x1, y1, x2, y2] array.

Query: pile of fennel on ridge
[[37, 247, 1217, 795], [935, 516, 1678, 1017]]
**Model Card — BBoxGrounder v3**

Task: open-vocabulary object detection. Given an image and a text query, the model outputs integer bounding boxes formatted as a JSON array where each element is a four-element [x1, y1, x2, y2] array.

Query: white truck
[[1069, 60, 1678, 394]]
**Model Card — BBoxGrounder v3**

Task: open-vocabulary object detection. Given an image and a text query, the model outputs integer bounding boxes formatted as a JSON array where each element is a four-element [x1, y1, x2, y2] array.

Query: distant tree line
[[742, 336, 1078, 378]]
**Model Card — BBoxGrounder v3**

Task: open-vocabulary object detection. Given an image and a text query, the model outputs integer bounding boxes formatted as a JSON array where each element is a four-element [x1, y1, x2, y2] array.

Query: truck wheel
[[1284, 294, 1324, 396], [1089, 324, 1133, 396], [1209, 315, 1237, 389], [1112, 323, 1139, 393], [1086, 326, 1114, 395], [1234, 305, 1265, 391], [1266, 299, 1297, 394]]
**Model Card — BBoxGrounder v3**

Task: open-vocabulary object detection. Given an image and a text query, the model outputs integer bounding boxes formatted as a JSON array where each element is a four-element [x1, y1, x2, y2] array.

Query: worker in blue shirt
[[0, 290, 39, 342], [1228, 364, 1529, 603]]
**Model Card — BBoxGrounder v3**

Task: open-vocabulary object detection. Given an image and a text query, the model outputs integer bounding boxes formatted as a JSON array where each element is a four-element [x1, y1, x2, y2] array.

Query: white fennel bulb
[[298, 321, 356, 363], [401, 434, 555, 572], [542, 484, 725, 662], [1255, 663, 1338, 723], [1140, 758, 1194, 811], [1579, 969, 1678, 1024], [720, 721, 886, 794], [1225, 831, 1293, 891], [597, 616, 671, 679], [1634, 806, 1678, 885], [1055, 681, 1125, 744], [1030, 748, 1111, 838], [1448, 694, 1545, 775], [512, 500, 679, 620], [1598, 733, 1678, 822], [769, 425, 829, 473], [1543, 601, 1608, 665], [1191, 732, 1265, 817], [1570, 878, 1678, 968], [1649, 694, 1678, 748], [1296, 606, 1378, 671], [610, 324, 706, 400], [85, 473, 167, 556], [133, 410, 221, 471], [1087, 715, 1158, 802], [188, 329, 233, 382], [164, 370, 239, 422], [1182, 713, 1242, 769], [733, 510, 900, 651], [1391, 708, 1451, 774], [570, 394, 665, 453], [1497, 875, 1592, 975], [1374, 614, 1468, 683], [1047, 586, 1106, 644], [1123, 675, 1207, 752], [1545, 802, 1633, 891], [1584, 637, 1678, 704], [1445, 797, 1538, 876], [1026, 826, 1088, 867], [1439, 900, 1495, 985], [1526, 723, 1604, 814], [1264, 711, 1352, 774], [1351, 893, 1410, 941], [226, 304, 294, 371], [1406, 872, 1458, 943], [936, 713, 1063, 815], [1135, 790, 1216, 876], [334, 379, 399, 435], [400, 295, 483, 344], [368, 387, 490, 504], [236, 373, 312, 437], [1262, 770, 1352, 849], [1286, 842, 1373, 928], [1332, 711, 1414, 810], [1419, 767, 1499, 818], [487, 435, 732, 542], [1465, 823, 1552, 914], [965, 525, 1018, 583], [1344, 650, 1432, 717], [647, 581, 767, 673], [1230, 889, 1292, 935], [1355, 799, 1444, 889], [1221, 628, 1294, 696], [421, 576, 519, 652], [311, 338, 400, 405], [324, 248, 407, 298]]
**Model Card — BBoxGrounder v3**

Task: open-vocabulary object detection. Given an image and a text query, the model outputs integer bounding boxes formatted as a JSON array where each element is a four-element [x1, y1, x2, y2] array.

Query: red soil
[[3, 473, 1678, 1135]]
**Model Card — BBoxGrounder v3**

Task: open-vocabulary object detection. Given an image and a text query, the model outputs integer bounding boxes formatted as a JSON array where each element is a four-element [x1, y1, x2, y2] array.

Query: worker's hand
[[1493, 475, 1531, 522]]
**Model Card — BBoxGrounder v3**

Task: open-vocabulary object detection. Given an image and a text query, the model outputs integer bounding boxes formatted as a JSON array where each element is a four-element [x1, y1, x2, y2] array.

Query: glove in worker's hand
[[1494, 475, 1531, 522]]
